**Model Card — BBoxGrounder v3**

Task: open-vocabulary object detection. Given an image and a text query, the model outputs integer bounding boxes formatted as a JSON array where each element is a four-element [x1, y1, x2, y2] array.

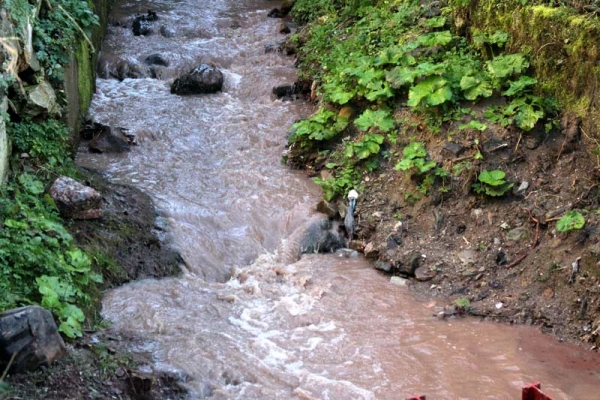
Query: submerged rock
[[48, 176, 102, 220], [299, 219, 346, 255], [171, 64, 224, 95], [0, 306, 67, 373]]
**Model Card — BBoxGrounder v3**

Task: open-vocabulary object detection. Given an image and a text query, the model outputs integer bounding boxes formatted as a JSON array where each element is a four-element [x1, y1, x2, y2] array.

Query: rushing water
[[77, 0, 600, 398]]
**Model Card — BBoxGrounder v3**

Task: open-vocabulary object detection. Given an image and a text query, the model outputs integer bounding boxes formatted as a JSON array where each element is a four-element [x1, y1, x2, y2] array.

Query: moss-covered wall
[[0, 98, 8, 185], [64, 0, 111, 145], [456, 0, 600, 138]]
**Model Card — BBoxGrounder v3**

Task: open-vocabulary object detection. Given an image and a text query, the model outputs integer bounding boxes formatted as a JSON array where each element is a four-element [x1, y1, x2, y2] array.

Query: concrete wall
[[0, 98, 8, 185], [64, 0, 111, 145]]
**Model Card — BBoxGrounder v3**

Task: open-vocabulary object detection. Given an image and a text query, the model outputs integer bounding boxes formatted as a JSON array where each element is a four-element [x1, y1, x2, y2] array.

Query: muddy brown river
[[76, 0, 600, 398]]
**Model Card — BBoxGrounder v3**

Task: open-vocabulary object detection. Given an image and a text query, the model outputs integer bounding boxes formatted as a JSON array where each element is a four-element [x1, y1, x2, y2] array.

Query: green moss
[[465, 0, 600, 133], [76, 40, 94, 114]]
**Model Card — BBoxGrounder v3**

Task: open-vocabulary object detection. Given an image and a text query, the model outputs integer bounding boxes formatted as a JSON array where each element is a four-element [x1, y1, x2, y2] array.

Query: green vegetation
[[0, 0, 105, 339], [287, 0, 564, 203], [472, 169, 513, 197], [556, 210, 586, 232]]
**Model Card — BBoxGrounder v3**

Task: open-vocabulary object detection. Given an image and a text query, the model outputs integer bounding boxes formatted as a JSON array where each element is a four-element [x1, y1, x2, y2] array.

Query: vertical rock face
[[0, 97, 8, 187], [0, 306, 67, 373]]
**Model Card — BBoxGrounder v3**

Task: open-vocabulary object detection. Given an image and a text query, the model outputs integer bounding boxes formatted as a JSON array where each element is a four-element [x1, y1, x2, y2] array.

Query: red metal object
[[522, 382, 553, 400], [405, 396, 425, 400]]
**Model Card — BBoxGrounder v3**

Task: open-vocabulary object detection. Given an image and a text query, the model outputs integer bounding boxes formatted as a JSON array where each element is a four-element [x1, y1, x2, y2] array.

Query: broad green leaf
[[478, 169, 506, 186], [460, 75, 493, 100], [502, 76, 538, 97], [487, 53, 529, 79], [415, 31, 453, 48], [402, 142, 427, 159], [407, 76, 452, 107], [514, 104, 544, 131], [354, 110, 395, 132], [328, 89, 355, 105], [556, 211, 585, 232]]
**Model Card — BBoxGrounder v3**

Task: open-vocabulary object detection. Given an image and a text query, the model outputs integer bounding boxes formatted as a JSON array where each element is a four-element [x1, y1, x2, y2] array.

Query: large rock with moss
[[0, 306, 67, 373]]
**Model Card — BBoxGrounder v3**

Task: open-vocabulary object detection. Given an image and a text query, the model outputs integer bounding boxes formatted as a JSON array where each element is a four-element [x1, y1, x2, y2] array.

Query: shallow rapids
[[77, 0, 600, 398]]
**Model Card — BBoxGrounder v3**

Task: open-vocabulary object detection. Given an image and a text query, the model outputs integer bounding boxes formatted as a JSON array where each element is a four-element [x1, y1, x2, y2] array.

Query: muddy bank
[[284, 0, 600, 351], [4, 169, 186, 399]]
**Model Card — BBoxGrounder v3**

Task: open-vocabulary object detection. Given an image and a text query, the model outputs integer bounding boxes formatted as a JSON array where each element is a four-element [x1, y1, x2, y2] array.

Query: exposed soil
[[295, 106, 600, 350], [3, 169, 186, 399]]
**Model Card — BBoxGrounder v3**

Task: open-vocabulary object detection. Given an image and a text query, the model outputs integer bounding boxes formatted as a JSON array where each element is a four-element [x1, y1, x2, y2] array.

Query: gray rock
[[299, 219, 345, 255], [396, 253, 421, 277], [514, 181, 529, 195], [144, 53, 169, 67], [171, 64, 224, 95], [507, 226, 528, 242], [132, 10, 158, 36], [457, 249, 476, 266], [88, 124, 131, 154], [364, 242, 379, 260], [316, 199, 338, 218], [27, 81, 59, 116], [374, 261, 393, 273], [442, 142, 464, 158], [48, 176, 102, 220], [415, 266, 436, 282], [159, 25, 176, 38], [390, 276, 408, 286], [0, 306, 67, 373]]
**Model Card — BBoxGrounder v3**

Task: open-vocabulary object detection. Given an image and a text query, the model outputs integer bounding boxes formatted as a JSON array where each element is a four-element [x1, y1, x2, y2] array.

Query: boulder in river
[[84, 122, 133, 153], [0, 306, 67, 373], [132, 10, 158, 36], [299, 219, 346, 255], [170, 64, 224, 95], [145, 53, 169, 67], [48, 176, 103, 220]]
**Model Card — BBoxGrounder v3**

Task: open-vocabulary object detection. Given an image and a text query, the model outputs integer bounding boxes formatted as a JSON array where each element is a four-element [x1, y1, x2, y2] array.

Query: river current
[[76, 0, 600, 398]]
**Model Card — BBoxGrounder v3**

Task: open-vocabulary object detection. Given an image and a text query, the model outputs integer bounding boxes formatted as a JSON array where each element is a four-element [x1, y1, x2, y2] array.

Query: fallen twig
[[506, 253, 527, 269]]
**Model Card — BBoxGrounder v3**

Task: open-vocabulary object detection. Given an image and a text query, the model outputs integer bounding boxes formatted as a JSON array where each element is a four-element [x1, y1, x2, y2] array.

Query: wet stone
[[316, 199, 338, 218], [171, 64, 224, 95], [144, 53, 169, 67], [374, 261, 392, 273]]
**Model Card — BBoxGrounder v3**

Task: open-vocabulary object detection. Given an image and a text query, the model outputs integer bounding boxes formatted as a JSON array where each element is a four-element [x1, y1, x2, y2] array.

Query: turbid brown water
[[77, 0, 600, 398]]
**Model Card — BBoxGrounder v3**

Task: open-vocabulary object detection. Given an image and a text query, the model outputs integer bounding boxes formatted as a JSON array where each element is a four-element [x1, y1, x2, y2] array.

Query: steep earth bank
[[285, 0, 600, 349]]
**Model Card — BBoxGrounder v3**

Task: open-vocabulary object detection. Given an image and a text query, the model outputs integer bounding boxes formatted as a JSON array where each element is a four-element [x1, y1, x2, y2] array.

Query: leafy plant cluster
[[472, 169, 513, 196], [9, 118, 75, 174], [0, 174, 102, 338], [288, 0, 557, 201], [395, 141, 449, 196]]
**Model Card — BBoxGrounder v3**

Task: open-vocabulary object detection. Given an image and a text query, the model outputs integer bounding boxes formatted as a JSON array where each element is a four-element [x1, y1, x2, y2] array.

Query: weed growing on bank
[[1, 0, 103, 338]]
